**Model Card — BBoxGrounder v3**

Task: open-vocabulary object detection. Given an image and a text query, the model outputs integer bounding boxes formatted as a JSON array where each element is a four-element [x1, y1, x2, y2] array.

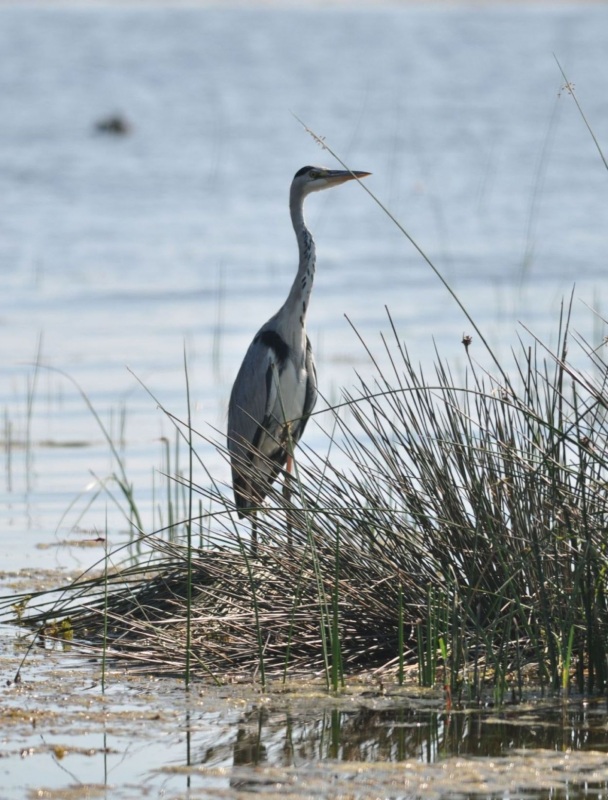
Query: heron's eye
[[309, 169, 320, 179]]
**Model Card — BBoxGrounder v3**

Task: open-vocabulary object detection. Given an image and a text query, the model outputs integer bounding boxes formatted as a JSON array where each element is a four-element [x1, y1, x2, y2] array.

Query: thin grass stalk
[[25, 333, 43, 489], [398, 583, 404, 686], [418, 587, 436, 688], [45, 366, 146, 534], [562, 624, 575, 694], [513, 618, 523, 703], [281, 569, 305, 682], [4, 406, 12, 493], [102, 510, 109, 694], [438, 636, 449, 701], [572, 381, 592, 691], [162, 437, 174, 532], [555, 56, 608, 172], [184, 346, 193, 689], [174, 431, 180, 538], [330, 527, 343, 692], [295, 118, 525, 403], [238, 539, 266, 688]]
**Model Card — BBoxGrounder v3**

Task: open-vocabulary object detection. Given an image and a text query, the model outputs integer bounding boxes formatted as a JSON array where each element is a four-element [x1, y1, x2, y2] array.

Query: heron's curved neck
[[283, 193, 316, 329]]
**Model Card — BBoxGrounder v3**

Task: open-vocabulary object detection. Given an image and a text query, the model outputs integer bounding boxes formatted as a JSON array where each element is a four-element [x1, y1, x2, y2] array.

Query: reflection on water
[[195, 697, 608, 769], [2, 621, 608, 800], [179, 693, 608, 797]]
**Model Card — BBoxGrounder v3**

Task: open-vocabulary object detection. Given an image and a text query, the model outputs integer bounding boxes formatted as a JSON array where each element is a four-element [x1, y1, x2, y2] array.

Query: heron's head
[[291, 165, 371, 199]]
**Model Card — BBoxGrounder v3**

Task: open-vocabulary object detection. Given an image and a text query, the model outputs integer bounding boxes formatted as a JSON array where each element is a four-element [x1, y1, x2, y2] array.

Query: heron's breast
[[272, 358, 308, 424]]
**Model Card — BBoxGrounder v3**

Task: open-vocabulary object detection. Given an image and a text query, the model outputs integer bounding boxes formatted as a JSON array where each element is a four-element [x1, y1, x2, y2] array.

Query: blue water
[[1, 6, 608, 799], [1, 3, 608, 572]]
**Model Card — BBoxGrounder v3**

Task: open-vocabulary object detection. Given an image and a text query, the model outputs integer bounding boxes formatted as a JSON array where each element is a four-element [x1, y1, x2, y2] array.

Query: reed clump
[[6, 300, 608, 699]]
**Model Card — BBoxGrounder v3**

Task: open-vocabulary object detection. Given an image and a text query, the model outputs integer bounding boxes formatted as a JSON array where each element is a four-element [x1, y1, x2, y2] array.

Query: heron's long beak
[[323, 169, 371, 186]]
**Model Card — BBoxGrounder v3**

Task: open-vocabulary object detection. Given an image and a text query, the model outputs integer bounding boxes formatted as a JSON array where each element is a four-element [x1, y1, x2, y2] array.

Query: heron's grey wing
[[228, 333, 286, 514], [227, 336, 276, 459]]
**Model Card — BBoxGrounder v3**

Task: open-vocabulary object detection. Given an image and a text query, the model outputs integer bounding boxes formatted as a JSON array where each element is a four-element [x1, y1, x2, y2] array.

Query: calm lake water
[[2, 2, 608, 571], [1, 3, 608, 796]]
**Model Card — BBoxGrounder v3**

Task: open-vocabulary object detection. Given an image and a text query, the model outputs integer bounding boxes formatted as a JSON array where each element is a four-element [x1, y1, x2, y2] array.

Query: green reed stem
[[330, 528, 343, 692], [184, 346, 193, 689], [398, 583, 404, 686]]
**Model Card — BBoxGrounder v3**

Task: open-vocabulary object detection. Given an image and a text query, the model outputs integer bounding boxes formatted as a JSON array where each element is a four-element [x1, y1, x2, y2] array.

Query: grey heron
[[227, 165, 370, 550]]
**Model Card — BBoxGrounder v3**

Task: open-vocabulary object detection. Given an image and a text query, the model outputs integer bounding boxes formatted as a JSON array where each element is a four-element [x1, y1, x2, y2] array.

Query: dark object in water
[[95, 114, 131, 135]]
